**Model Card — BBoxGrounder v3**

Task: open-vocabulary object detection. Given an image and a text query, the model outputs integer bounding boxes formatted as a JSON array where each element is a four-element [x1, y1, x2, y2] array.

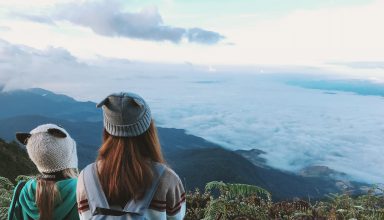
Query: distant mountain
[[0, 115, 219, 168], [0, 88, 101, 121], [170, 147, 360, 200], [0, 115, 102, 168], [0, 88, 368, 200]]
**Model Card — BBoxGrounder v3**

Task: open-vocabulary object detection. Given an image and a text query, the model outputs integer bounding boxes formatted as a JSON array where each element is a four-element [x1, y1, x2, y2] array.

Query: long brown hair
[[35, 168, 78, 220], [97, 120, 165, 207]]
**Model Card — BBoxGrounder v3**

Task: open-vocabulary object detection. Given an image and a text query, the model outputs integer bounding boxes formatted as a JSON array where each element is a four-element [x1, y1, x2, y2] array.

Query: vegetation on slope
[[185, 182, 384, 220], [0, 138, 38, 181], [0, 176, 33, 219], [1, 176, 383, 220]]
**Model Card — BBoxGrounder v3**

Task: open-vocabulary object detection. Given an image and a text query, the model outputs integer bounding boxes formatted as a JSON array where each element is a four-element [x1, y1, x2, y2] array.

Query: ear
[[47, 128, 67, 138], [132, 98, 144, 108], [16, 133, 31, 145], [96, 97, 109, 108]]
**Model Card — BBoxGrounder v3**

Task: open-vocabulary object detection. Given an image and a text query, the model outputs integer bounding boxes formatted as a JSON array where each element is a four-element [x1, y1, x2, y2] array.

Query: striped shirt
[[76, 165, 186, 220]]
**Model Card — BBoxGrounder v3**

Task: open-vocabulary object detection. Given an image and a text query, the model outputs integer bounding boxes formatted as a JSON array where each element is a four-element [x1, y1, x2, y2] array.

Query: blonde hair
[[35, 168, 78, 220]]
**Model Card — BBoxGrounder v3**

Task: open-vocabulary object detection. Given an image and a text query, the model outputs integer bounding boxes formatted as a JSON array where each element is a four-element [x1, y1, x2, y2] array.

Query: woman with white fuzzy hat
[[8, 124, 79, 220]]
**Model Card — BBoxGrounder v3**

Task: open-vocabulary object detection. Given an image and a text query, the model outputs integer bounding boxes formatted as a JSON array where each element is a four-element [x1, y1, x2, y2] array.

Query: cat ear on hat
[[16, 133, 31, 145], [47, 128, 67, 138], [96, 97, 109, 108], [132, 98, 144, 107]]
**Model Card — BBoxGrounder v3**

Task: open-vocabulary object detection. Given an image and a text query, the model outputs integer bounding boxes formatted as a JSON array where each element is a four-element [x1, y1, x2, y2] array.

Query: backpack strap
[[122, 162, 166, 215], [82, 163, 110, 215], [93, 207, 133, 216], [83, 162, 166, 216], [8, 180, 26, 220]]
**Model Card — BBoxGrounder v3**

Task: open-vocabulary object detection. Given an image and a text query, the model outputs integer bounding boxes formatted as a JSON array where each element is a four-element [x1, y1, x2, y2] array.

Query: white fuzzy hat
[[16, 124, 78, 173]]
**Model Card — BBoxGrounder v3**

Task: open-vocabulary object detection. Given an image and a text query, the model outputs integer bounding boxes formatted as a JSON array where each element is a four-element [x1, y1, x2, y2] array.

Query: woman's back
[[77, 92, 186, 220], [9, 124, 79, 220], [10, 178, 78, 220], [77, 162, 185, 219]]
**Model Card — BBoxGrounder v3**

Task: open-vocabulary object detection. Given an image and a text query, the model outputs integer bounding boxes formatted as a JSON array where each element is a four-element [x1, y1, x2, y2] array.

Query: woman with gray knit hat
[[77, 92, 186, 220], [8, 124, 79, 220]]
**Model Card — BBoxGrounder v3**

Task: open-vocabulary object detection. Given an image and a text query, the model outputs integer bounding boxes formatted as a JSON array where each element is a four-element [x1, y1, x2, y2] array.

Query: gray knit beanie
[[97, 92, 152, 137], [15, 124, 78, 173]]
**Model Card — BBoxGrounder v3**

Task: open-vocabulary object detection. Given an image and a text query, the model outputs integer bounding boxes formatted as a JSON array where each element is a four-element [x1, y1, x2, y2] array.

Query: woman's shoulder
[[155, 164, 185, 200], [19, 179, 37, 193], [77, 162, 95, 185], [77, 168, 86, 190], [158, 164, 183, 187], [151, 164, 186, 217]]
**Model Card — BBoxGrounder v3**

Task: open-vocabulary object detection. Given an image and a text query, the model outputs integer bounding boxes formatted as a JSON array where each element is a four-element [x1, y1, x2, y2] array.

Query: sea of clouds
[[133, 73, 384, 184], [1, 40, 383, 183]]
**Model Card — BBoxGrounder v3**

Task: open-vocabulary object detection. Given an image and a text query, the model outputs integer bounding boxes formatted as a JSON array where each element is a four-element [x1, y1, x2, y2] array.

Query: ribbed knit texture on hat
[[97, 92, 152, 137], [26, 124, 78, 173], [103, 108, 151, 137]]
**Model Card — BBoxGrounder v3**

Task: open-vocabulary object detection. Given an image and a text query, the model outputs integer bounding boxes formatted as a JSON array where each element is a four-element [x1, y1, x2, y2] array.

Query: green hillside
[[0, 138, 38, 181]]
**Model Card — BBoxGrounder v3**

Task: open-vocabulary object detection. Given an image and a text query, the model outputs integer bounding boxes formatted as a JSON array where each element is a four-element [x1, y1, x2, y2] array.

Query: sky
[[0, 0, 383, 70], [0, 0, 384, 183]]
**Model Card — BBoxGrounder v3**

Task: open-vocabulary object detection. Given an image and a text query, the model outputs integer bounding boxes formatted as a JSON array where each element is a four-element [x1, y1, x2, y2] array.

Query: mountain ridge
[[0, 88, 101, 122]]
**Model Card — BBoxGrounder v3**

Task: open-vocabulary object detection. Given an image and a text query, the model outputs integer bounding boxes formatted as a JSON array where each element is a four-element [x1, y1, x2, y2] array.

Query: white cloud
[[0, 0, 381, 67], [7, 0, 224, 44]]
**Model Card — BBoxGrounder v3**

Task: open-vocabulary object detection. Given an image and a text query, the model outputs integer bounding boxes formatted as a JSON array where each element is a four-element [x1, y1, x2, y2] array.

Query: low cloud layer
[[12, 0, 224, 44], [1, 40, 384, 184]]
